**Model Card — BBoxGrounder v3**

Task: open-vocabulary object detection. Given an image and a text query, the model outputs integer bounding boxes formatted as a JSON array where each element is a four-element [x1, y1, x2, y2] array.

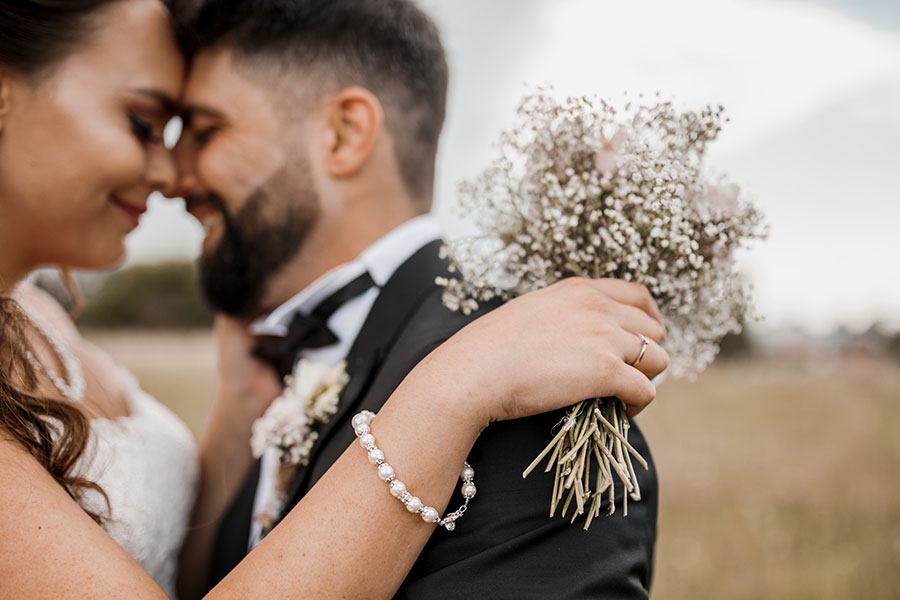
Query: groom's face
[[173, 49, 321, 316]]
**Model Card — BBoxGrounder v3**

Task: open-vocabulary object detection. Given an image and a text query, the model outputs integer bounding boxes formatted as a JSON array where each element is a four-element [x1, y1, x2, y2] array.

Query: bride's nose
[[146, 143, 178, 196]]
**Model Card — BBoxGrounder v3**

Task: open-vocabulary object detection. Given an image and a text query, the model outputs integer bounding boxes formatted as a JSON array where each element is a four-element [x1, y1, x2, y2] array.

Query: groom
[[172, 0, 658, 597]]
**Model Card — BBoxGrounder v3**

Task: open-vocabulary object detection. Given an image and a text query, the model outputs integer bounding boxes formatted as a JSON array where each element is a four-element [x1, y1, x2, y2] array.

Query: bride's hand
[[423, 278, 668, 428], [214, 315, 283, 420]]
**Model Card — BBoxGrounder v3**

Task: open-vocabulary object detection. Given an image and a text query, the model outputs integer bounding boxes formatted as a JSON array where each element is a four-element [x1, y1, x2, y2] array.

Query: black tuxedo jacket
[[209, 240, 658, 599]]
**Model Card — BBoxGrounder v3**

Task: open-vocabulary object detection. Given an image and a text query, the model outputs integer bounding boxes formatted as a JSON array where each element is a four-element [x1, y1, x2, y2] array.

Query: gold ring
[[630, 334, 649, 367]]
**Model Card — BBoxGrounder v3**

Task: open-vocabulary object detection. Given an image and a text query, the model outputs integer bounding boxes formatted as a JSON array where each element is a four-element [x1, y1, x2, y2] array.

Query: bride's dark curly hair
[[0, 0, 185, 523], [0, 297, 108, 522]]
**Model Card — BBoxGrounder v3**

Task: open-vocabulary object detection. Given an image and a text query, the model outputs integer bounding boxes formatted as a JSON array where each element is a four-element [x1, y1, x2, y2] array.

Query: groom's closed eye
[[180, 105, 227, 146], [190, 126, 220, 146]]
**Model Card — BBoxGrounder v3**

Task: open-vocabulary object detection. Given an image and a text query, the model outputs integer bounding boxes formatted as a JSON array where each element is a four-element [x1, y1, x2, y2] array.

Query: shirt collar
[[359, 214, 442, 287], [250, 214, 441, 337]]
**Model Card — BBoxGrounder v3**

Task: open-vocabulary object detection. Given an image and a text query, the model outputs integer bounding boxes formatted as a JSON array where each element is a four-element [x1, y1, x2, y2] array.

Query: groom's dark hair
[[176, 0, 448, 206]]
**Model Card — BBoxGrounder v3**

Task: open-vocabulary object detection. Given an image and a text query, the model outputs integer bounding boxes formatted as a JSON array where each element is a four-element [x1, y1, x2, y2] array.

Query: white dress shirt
[[247, 214, 442, 549]]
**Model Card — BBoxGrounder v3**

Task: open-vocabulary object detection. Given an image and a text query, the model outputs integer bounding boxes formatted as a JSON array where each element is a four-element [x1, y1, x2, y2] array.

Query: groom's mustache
[[183, 193, 243, 245], [184, 193, 227, 216]]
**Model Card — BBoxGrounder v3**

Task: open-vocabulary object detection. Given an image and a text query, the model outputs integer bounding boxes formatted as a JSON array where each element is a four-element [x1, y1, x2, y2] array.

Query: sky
[[128, 0, 900, 334]]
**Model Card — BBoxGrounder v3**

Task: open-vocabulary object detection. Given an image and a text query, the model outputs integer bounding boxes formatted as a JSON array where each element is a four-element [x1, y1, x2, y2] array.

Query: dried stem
[[523, 398, 648, 529]]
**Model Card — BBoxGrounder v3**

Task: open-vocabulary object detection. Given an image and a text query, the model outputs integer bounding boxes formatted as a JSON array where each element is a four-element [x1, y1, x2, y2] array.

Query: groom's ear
[[323, 86, 383, 178]]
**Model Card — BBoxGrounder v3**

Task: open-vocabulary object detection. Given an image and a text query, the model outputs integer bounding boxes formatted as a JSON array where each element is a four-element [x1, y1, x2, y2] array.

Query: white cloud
[[843, 81, 900, 125], [522, 0, 900, 155]]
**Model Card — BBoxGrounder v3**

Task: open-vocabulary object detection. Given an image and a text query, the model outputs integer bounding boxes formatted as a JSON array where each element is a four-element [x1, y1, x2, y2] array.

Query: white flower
[[250, 359, 348, 466]]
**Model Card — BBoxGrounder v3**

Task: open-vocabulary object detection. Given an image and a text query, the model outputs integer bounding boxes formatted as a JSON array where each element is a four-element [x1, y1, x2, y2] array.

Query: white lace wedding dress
[[76, 368, 198, 599]]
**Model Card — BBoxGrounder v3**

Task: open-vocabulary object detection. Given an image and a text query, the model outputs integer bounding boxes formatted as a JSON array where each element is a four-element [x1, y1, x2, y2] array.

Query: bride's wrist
[[377, 374, 484, 470], [400, 345, 497, 436]]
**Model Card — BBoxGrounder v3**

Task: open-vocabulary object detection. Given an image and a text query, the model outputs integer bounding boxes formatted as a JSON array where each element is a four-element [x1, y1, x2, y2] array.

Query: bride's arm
[[194, 277, 667, 599], [0, 278, 666, 599]]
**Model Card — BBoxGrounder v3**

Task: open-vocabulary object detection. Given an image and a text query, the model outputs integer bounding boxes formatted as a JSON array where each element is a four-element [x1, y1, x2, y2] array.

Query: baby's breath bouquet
[[438, 90, 766, 529]]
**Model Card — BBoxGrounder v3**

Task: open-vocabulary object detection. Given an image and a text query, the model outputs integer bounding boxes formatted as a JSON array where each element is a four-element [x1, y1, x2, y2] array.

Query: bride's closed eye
[[128, 113, 164, 145], [124, 90, 177, 147]]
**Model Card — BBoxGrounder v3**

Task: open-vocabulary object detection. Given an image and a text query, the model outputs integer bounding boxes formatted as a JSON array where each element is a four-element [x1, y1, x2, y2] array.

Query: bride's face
[[0, 0, 184, 272]]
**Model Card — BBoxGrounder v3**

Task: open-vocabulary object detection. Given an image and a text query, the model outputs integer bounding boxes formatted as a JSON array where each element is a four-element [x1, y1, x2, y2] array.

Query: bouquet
[[438, 90, 766, 529]]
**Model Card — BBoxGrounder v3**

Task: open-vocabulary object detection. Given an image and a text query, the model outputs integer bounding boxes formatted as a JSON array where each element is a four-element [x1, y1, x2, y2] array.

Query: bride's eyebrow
[[131, 88, 178, 114]]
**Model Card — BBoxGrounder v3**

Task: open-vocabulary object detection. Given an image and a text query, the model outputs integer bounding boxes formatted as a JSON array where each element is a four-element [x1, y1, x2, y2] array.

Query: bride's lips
[[185, 199, 225, 251], [109, 195, 146, 229]]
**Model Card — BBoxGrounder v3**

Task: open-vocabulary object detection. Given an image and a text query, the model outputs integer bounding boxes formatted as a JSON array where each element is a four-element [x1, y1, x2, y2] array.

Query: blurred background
[[44, 0, 900, 597]]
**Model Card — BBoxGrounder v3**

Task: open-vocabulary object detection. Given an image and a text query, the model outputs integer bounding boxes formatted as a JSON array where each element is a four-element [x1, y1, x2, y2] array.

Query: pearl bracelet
[[352, 410, 476, 532]]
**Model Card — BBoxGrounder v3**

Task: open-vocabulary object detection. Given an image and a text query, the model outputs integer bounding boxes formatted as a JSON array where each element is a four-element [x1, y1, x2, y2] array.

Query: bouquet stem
[[523, 398, 647, 530]]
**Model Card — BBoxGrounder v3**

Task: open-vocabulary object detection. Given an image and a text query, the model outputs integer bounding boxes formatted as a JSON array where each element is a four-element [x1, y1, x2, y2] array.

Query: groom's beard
[[194, 183, 320, 317]]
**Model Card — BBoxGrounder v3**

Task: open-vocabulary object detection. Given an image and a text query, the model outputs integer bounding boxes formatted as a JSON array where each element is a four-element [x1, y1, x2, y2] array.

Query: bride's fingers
[[586, 278, 663, 324], [605, 362, 656, 416], [624, 400, 650, 419], [621, 331, 668, 381], [612, 302, 666, 343]]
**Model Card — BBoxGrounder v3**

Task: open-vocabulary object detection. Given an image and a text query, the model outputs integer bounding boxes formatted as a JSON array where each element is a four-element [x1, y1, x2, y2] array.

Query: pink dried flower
[[593, 127, 628, 175], [702, 183, 741, 217]]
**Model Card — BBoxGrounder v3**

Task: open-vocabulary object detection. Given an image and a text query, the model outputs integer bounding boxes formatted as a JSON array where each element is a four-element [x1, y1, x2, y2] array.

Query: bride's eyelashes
[[128, 113, 164, 145]]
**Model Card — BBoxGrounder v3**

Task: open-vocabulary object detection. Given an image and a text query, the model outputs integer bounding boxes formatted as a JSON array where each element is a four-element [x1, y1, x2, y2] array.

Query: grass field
[[88, 331, 900, 599]]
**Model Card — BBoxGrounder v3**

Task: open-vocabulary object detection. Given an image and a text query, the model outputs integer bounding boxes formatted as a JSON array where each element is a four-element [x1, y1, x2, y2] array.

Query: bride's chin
[[65, 242, 129, 272]]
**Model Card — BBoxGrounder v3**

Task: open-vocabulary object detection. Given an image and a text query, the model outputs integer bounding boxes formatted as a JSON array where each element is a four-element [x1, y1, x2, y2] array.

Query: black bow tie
[[252, 272, 376, 379]]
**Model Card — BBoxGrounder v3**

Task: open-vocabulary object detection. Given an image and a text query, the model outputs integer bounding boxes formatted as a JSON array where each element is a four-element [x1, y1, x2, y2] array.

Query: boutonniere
[[250, 359, 349, 467]]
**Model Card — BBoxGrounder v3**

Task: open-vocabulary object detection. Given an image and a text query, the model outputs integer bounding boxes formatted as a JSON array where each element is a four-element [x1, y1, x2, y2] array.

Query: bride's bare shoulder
[[0, 430, 164, 599]]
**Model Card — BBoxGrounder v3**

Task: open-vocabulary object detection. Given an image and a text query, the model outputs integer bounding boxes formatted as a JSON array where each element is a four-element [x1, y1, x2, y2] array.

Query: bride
[[0, 0, 667, 598]]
